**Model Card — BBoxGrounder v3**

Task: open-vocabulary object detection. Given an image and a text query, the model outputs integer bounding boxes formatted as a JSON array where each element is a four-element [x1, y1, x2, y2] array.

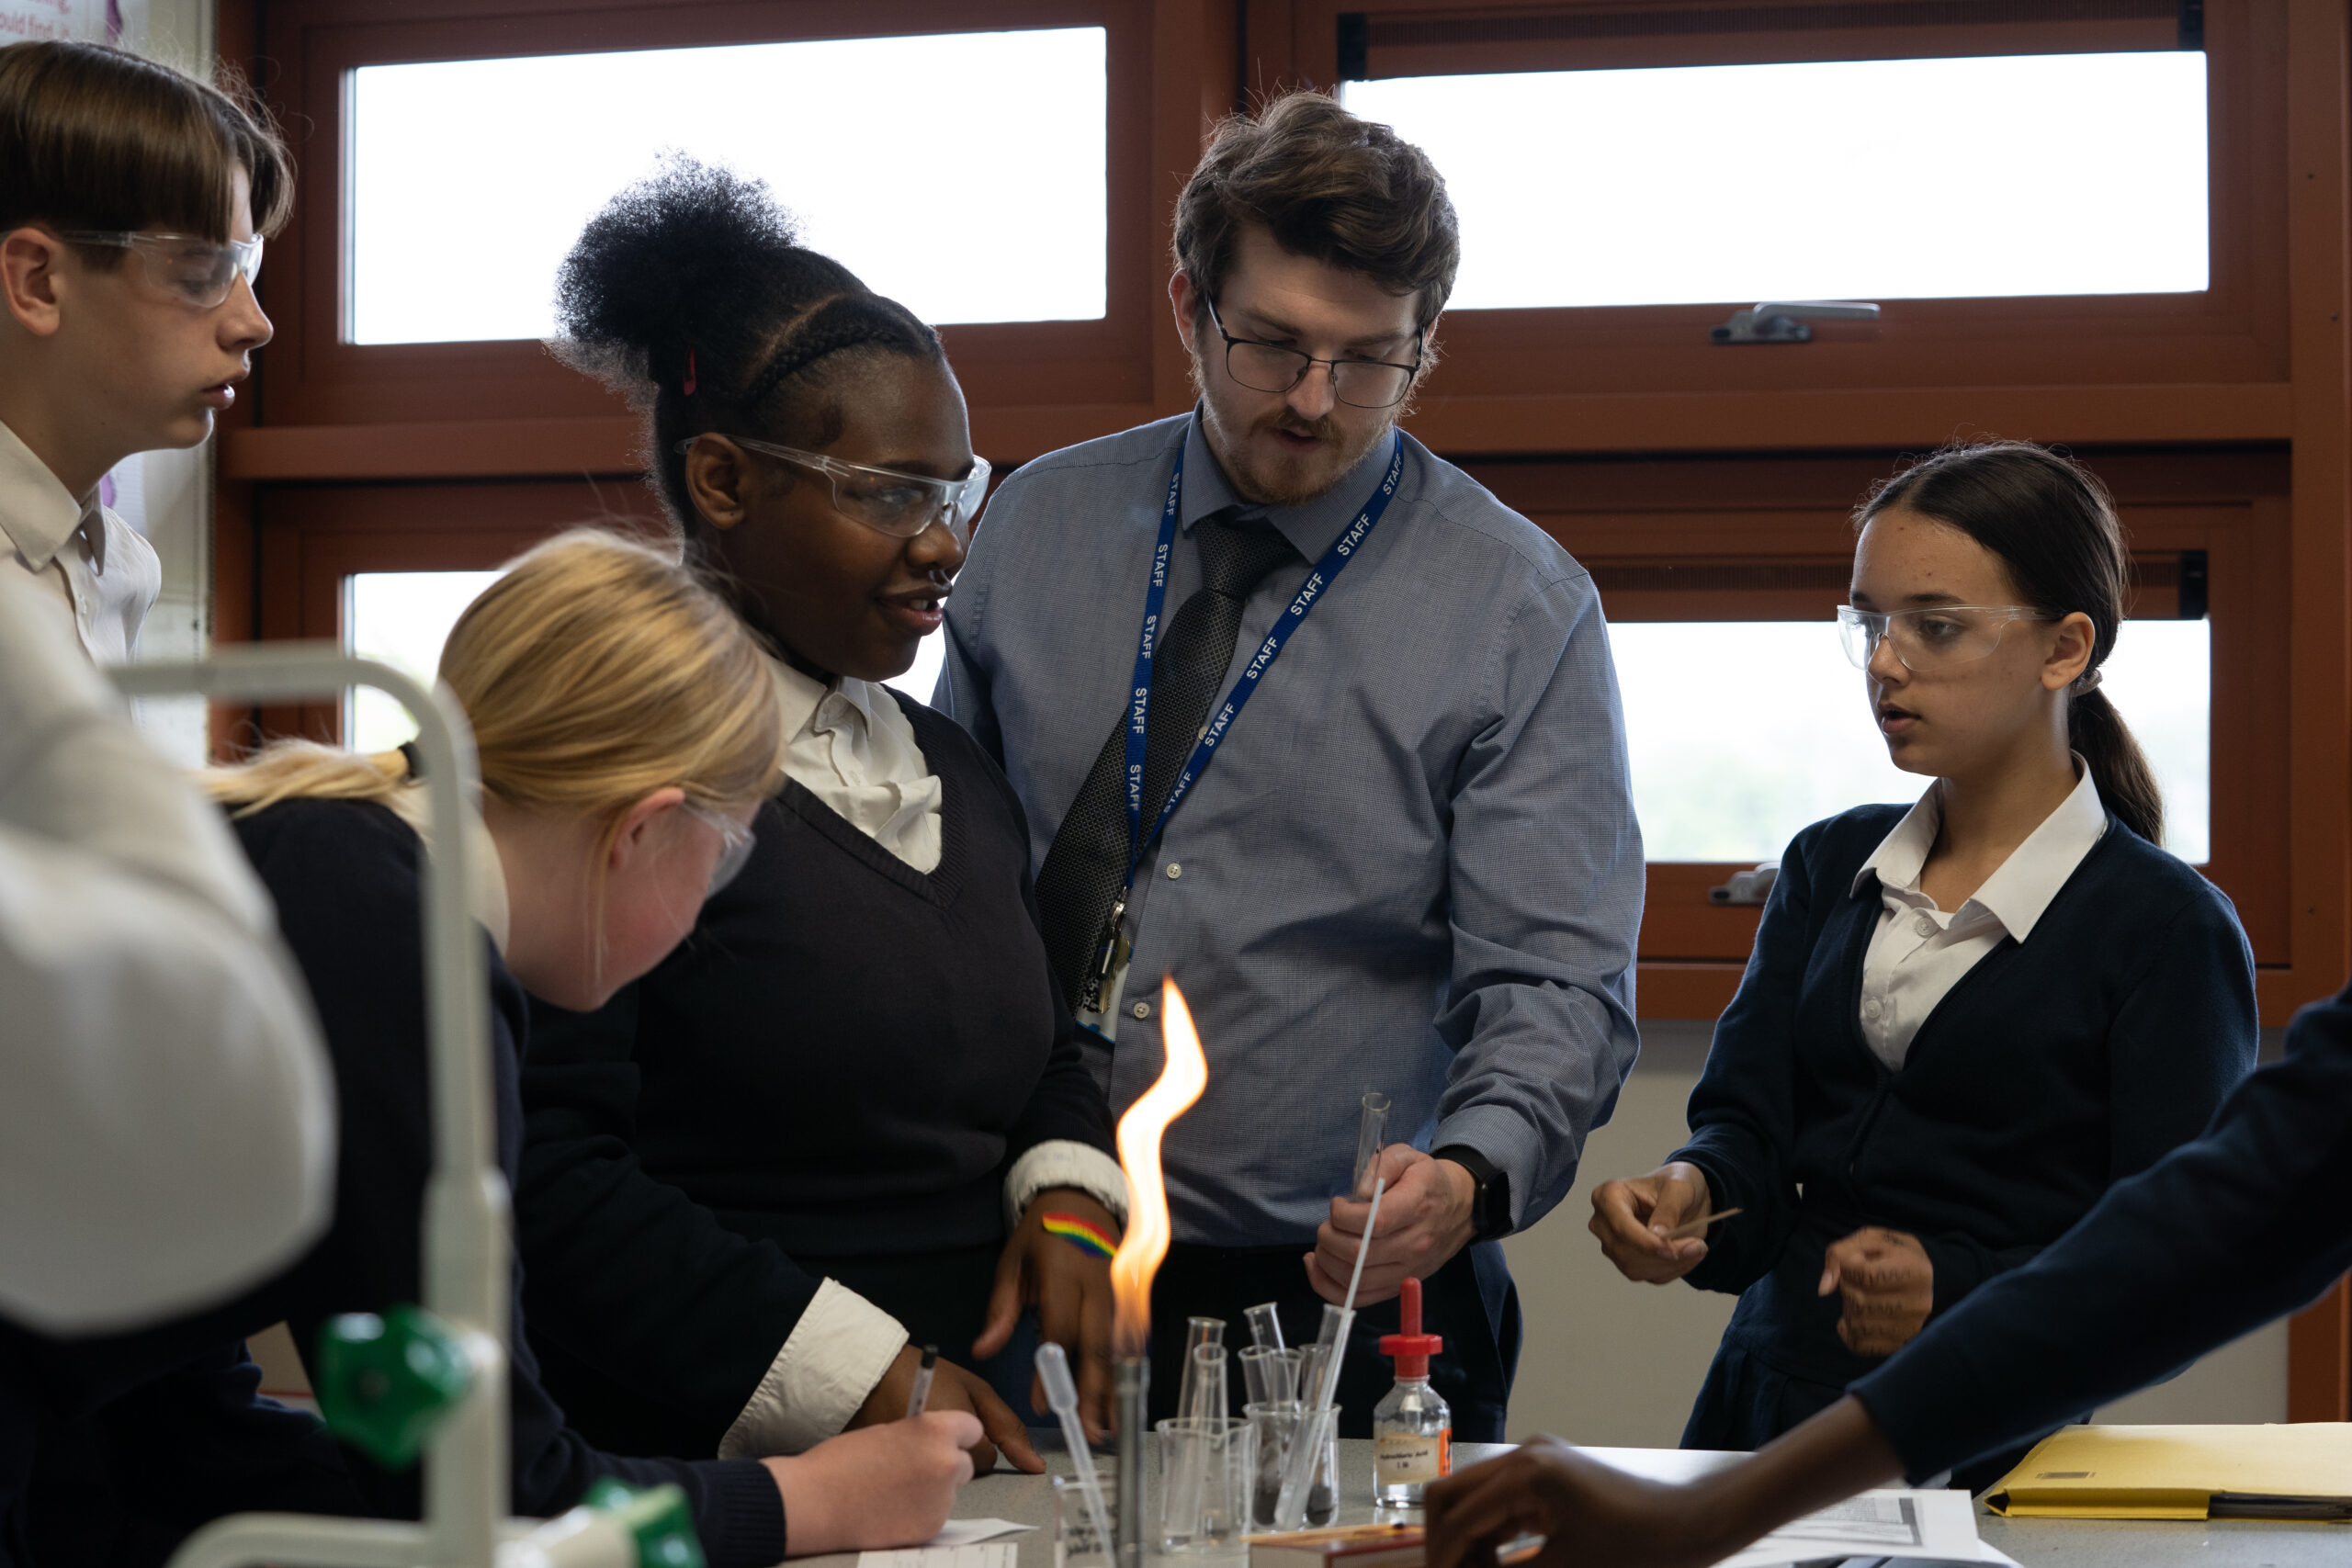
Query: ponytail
[[1860, 440, 2167, 846], [2067, 684, 2164, 846], [208, 528, 781, 829]]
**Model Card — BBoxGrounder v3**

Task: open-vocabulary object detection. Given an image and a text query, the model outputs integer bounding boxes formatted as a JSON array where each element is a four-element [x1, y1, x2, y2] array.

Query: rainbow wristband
[[1042, 1212, 1117, 1259]]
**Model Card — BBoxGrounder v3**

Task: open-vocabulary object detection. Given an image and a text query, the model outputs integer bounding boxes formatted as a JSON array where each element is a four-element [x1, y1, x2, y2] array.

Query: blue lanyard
[[1119, 427, 1404, 889]]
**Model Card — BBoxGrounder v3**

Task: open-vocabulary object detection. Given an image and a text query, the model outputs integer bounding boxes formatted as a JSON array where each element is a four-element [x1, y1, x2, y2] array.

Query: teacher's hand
[[976, 1188, 1121, 1440], [1306, 1145, 1475, 1307]]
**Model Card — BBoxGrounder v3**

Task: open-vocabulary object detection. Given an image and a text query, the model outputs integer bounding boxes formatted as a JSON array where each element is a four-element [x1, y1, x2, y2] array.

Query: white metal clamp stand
[[115, 645, 698, 1568]]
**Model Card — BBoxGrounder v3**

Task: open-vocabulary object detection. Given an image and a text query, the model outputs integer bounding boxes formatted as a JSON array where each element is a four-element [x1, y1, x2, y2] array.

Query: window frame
[[252, 0, 1169, 437], [1243, 0, 2290, 456]]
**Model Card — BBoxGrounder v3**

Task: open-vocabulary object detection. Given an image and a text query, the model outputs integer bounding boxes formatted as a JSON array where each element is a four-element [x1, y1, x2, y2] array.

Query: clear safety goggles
[[681, 797, 757, 895], [677, 434, 990, 547], [1838, 604, 2056, 673], [56, 230, 264, 309]]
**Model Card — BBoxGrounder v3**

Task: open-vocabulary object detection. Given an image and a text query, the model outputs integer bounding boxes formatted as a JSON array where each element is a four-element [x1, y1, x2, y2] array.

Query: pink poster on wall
[[0, 1, 141, 49]]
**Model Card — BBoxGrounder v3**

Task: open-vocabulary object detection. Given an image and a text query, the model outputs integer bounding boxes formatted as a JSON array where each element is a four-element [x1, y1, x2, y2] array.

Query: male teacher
[[936, 91, 1643, 1440]]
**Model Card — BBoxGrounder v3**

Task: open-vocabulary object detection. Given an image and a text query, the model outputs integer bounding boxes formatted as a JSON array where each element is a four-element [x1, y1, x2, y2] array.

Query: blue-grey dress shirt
[[936, 412, 1644, 1245]]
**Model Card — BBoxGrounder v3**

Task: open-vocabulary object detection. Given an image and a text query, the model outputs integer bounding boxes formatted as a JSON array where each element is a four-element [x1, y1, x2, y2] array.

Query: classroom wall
[[1499, 1021, 2289, 1447]]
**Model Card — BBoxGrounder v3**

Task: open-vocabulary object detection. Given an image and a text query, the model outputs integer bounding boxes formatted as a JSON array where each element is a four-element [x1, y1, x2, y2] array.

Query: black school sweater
[[516, 691, 1114, 1453], [1854, 972, 2352, 1479], [0, 800, 786, 1568], [1671, 804, 2258, 1391]]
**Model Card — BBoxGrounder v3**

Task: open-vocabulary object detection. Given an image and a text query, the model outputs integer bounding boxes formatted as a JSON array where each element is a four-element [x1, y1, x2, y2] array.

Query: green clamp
[[582, 1480, 707, 1568], [313, 1303, 474, 1469]]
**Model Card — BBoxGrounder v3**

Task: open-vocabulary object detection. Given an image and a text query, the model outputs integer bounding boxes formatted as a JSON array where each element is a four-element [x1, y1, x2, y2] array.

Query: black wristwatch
[[1432, 1145, 1512, 1241]]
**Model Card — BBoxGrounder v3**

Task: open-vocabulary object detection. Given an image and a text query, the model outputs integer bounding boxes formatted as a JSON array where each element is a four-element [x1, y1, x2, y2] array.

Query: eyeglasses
[[1203, 297, 1423, 410], [680, 797, 757, 894], [677, 434, 989, 547], [55, 231, 264, 310], [1838, 604, 2056, 673]]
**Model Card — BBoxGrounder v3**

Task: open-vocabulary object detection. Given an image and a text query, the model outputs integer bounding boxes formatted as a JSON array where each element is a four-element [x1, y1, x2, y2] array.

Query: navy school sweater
[[1854, 970, 2352, 1479], [1671, 803, 2258, 1390], [516, 690, 1114, 1455], [0, 800, 786, 1567]]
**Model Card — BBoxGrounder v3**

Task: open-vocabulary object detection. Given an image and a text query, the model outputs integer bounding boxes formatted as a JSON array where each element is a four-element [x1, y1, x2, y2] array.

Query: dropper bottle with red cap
[[1372, 1274, 1452, 1507]]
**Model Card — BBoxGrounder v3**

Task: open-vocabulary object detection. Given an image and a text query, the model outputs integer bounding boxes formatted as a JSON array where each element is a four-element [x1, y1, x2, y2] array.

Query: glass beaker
[[1244, 1400, 1340, 1530], [1155, 1416, 1254, 1551], [1052, 1470, 1116, 1568]]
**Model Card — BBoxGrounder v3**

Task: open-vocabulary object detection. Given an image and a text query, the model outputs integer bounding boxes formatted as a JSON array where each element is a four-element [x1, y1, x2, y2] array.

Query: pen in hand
[[905, 1343, 938, 1421]]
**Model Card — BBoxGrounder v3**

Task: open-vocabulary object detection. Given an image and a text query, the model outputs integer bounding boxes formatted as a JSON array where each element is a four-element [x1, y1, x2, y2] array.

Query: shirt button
[[1132, 1000, 1152, 1020], [1914, 914, 1935, 938], [1863, 998, 1883, 1019], [1166, 863, 1182, 879]]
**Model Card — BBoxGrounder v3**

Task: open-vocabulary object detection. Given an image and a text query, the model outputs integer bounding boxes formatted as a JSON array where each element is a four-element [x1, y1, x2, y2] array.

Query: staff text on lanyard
[[1082, 428, 1406, 1009]]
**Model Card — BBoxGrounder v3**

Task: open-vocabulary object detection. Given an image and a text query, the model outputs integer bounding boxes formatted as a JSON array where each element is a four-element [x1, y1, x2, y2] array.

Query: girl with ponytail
[[13, 532, 980, 1566], [1587, 441, 2258, 1488], [516, 158, 1121, 1475]]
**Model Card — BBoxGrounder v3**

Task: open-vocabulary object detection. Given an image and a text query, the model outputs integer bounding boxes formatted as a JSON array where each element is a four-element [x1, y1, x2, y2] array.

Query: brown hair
[[1173, 90, 1458, 335], [1858, 440, 2165, 846], [0, 39, 293, 265]]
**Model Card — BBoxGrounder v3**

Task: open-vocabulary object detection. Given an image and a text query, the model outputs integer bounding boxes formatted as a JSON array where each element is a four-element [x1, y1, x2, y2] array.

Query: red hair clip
[[682, 347, 697, 397]]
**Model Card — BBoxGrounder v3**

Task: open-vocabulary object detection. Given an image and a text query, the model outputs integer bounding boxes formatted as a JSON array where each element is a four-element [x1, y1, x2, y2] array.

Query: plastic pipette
[[1273, 1177, 1385, 1528], [1037, 1342, 1114, 1553]]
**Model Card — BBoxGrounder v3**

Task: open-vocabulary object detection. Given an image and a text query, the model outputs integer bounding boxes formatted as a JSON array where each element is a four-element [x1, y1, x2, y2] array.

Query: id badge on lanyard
[[1075, 427, 1406, 1024]]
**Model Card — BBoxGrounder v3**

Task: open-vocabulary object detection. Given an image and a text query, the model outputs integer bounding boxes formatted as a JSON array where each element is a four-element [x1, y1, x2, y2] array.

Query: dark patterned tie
[[1035, 510, 1301, 1010]]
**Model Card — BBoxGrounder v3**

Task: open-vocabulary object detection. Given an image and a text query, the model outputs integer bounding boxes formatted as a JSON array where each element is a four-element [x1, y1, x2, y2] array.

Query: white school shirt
[[0, 419, 161, 663], [719, 658, 1127, 1458], [0, 569, 334, 1335], [1851, 761, 2109, 1072]]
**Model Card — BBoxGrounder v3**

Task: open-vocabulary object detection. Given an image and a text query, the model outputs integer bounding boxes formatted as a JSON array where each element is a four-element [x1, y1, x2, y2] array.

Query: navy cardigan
[[0, 800, 786, 1568], [1672, 803, 2258, 1390], [1855, 972, 2352, 1479], [516, 691, 1114, 1454]]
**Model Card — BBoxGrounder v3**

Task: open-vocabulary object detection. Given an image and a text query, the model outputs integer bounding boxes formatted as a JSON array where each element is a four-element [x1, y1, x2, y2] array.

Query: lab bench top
[[786, 1436, 2349, 1568]]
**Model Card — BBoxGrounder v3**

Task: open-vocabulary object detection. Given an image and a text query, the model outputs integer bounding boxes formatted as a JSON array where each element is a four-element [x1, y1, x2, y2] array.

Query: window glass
[[1611, 618, 2211, 863], [351, 28, 1107, 344], [1342, 51, 2208, 310], [345, 571, 503, 750]]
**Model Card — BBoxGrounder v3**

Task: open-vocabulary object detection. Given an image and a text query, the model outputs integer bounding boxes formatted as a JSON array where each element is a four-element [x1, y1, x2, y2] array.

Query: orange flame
[[1110, 976, 1209, 1357]]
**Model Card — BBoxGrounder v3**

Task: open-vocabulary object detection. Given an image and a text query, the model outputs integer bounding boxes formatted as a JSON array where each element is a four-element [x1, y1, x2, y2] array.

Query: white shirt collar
[[766, 653, 829, 752], [0, 417, 93, 573], [1852, 758, 2109, 942]]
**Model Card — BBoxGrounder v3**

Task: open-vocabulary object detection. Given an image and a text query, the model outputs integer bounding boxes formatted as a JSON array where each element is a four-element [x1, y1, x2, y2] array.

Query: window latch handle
[[1712, 300, 1881, 344]]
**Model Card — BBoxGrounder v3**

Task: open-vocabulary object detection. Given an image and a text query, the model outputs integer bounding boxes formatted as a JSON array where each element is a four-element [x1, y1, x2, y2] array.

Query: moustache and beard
[[1191, 357, 1396, 509]]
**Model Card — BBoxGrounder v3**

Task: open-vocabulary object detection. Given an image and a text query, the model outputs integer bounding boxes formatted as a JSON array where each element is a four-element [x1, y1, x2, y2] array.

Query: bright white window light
[[346, 571, 503, 750], [351, 28, 1106, 344], [1611, 618, 2210, 863], [1344, 51, 2208, 310]]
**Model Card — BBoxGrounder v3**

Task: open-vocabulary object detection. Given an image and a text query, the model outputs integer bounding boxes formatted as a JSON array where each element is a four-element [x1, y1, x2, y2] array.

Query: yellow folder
[[1985, 1423, 2352, 1520]]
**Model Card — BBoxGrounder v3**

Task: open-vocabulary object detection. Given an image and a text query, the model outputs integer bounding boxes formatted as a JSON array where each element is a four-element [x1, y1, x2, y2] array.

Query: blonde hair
[[208, 530, 779, 847]]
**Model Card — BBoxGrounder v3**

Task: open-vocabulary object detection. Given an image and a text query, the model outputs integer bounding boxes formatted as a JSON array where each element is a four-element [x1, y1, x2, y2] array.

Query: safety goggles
[[681, 798, 757, 894], [1838, 604, 2056, 674], [55, 231, 264, 310], [677, 434, 990, 547]]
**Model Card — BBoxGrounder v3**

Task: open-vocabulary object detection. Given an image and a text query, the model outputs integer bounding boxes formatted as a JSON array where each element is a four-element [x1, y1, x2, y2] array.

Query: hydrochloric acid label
[[1374, 1429, 1451, 1483]]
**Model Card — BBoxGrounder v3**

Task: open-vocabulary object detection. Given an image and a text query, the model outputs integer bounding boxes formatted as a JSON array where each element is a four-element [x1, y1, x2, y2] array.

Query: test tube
[[1182, 1342, 1228, 1421], [1351, 1091, 1391, 1200], [1175, 1316, 1226, 1424], [1244, 1301, 1286, 1353]]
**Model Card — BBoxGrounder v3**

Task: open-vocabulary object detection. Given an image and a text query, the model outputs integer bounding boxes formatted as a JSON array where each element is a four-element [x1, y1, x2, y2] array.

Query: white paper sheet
[[855, 1544, 1019, 1568], [1714, 1487, 2004, 1568]]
